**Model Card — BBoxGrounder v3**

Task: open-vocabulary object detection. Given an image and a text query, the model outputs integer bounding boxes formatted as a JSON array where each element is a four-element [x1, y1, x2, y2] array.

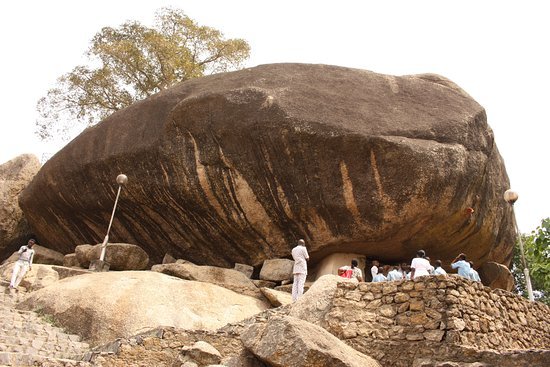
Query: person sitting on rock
[[433, 260, 447, 276], [372, 266, 387, 282], [9, 238, 36, 290], [386, 266, 403, 281], [468, 261, 481, 282], [410, 249, 432, 279], [451, 253, 471, 278]]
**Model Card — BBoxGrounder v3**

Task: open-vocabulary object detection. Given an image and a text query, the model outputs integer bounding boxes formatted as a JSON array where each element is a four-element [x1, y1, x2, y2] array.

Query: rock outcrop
[[19, 63, 515, 269], [260, 287, 292, 307], [73, 243, 149, 270], [259, 258, 294, 282], [152, 262, 264, 299], [16, 271, 269, 346], [478, 261, 515, 291], [241, 315, 381, 367], [0, 154, 40, 260]]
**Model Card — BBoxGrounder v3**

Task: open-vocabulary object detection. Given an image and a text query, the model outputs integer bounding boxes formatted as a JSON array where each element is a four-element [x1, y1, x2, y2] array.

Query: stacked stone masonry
[[326, 275, 550, 366]]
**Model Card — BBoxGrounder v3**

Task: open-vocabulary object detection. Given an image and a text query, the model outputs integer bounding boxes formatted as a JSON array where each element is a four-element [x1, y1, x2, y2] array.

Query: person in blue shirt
[[451, 253, 471, 278], [372, 266, 387, 282], [387, 266, 403, 281]]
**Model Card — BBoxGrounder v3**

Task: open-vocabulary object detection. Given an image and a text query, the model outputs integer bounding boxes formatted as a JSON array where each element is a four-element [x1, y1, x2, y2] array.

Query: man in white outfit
[[9, 238, 36, 289], [291, 239, 309, 302]]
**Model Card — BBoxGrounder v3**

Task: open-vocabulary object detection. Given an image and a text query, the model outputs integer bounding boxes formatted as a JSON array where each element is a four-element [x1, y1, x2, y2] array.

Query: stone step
[[0, 330, 82, 343], [0, 351, 92, 366], [0, 337, 89, 354], [0, 284, 92, 366]]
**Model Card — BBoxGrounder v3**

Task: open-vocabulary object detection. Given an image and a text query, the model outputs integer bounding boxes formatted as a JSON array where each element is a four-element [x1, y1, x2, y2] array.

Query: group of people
[[368, 250, 481, 282], [290, 239, 483, 302]]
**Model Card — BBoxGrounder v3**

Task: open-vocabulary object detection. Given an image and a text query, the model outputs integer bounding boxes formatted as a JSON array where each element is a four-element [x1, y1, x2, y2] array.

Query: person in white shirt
[[291, 239, 309, 302], [9, 238, 36, 289], [410, 250, 432, 279], [433, 260, 447, 276], [370, 260, 380, 282], [468, 261, 481, 282]]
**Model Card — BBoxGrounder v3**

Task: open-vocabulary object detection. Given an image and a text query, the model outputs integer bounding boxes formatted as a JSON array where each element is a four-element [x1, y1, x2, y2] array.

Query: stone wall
[[325, 275, 550, 366]]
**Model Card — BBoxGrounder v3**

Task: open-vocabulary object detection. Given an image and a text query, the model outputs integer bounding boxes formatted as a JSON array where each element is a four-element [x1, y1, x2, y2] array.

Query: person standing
[[451, 253, 471, 278], [9, 238, 37, 290], [291, 239, 309, 302], [410, 250, 432, 279]]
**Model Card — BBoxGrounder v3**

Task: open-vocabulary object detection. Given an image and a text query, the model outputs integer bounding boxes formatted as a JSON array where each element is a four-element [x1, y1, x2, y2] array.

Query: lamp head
[[504, 189, 518, 204], [116, 174, 128, 186]]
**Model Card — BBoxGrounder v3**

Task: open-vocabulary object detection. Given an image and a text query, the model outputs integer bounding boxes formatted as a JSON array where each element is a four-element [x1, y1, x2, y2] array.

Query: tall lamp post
[[504, 189, 534, 301], [91, 174, 128, 271]]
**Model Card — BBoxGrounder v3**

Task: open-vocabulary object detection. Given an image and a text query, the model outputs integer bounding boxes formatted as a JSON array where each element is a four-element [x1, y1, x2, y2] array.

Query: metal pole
[[99, 184, 123, 261], [504, 189, 534, 302], [99, 174, 128, 262], [510, 205, 535, 301]]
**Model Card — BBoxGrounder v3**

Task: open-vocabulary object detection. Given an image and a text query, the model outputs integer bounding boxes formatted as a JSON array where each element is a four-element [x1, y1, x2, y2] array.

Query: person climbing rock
[[9, 238, 37, 290]]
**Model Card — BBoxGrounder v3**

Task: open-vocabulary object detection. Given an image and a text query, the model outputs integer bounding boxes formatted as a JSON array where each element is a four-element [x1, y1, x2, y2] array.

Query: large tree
[[36, 8, 250, 140], [512, 218, 550, 305]]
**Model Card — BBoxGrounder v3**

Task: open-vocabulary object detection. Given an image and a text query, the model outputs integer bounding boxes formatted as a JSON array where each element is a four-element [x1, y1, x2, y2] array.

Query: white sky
[[0, 0, 547, 233]]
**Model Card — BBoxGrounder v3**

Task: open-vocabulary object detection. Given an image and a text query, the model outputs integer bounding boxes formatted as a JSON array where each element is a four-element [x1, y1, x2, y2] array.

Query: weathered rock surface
[[259, 258, 294, 282], [181, 341, 222, 366], [31, 244, 65, 265], [0, 154, 41, 261], [74, 244, 94, 268], [289, 274, 347, 326], [19, 63, 514, 268], [63, 253, 80, 267], [478, 261, 515, 291], [74, 243, 149, 270], [234, 263, 254, 278], [17, 271, 269, 346], [241, 315, 381, 367], [260, 287, 293, 307], [151, 262, 263, 299]]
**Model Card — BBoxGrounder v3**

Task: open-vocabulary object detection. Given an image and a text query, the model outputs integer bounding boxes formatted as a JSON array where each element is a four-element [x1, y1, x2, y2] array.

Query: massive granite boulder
[[19, 63, 515, 268], [0, 154, 41, 260]]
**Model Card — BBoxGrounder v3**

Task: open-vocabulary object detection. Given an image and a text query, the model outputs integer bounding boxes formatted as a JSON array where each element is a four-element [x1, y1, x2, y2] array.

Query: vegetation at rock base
[[512, 217, 550, 305], [35, 307, 62, 328], [36, 7, 250, 141]]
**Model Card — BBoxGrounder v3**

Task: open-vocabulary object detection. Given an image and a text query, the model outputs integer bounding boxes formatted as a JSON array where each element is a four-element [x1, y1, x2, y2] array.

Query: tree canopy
[[36, 8, 250, 140], [512, 217, 550, 305]]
